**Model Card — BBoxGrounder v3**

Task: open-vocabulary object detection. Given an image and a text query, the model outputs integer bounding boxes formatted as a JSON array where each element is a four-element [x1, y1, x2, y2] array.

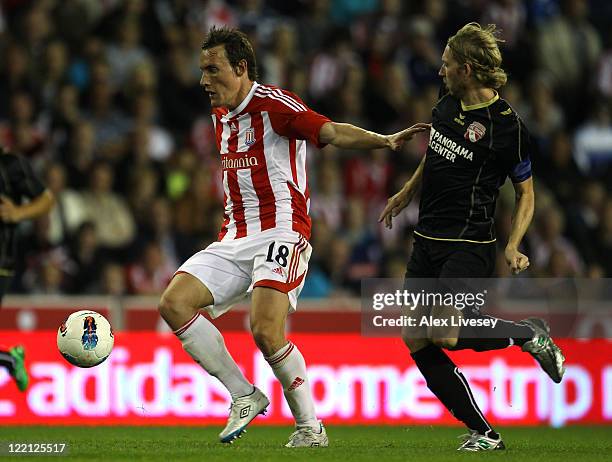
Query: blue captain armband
[[510, 157, 532, 183]]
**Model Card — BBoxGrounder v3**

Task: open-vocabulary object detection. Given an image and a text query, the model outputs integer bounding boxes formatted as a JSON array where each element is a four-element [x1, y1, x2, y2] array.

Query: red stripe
[[215, 113, 229, 240], [289, 139, 298, 186], [173, 312, 200, 336], [218, 176, 229, 240], [292, 240, 307, 282], [227, 170, 247, 238], [304, 154, 310, 202], [250, 113, 276, 231], [214, 114, 223, 152], [286, 242, 299, 283], [254, 271, 306, 294], [267, 342, 294, 365], [227, 117, 238, 153], [289, 238, 306, 283], [288, 182, 311, 239]]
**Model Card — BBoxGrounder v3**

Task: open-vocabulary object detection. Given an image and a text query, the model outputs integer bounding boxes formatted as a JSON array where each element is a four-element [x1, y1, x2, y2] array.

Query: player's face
[[199, 45, 242, 108], [439, 46, 466, 97]]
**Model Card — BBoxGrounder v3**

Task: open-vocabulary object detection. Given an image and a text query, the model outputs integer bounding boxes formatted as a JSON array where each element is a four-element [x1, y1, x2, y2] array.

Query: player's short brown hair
[[447, 23, 507, 89], [202, 27, 258, 81]]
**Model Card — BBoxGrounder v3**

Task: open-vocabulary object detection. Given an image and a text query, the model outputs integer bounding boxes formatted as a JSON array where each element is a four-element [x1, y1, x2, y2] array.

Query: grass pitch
[[0, 426, 610, 461]]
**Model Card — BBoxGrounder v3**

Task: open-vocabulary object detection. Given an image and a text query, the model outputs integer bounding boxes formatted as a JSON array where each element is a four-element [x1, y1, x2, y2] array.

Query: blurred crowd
[[1, 0, 612, 298]]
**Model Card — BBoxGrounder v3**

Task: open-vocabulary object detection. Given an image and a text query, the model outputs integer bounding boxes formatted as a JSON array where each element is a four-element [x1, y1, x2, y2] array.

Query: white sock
[[266, 342, 318, 429], [175, 313, 253, 400]]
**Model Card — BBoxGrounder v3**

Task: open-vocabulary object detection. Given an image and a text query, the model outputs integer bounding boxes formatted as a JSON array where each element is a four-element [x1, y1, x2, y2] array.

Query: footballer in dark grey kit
[[379, 23, 565, 451]]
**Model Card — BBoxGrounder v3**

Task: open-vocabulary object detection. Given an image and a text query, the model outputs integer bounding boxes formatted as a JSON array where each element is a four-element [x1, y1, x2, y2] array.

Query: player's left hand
[[0, 195, 22, 223], [505, 246, 530, 274], [387, 123, 430, 151]]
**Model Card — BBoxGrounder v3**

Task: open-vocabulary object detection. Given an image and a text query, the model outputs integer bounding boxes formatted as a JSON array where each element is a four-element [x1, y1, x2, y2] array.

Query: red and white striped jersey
[[212, 82, 330, 241]]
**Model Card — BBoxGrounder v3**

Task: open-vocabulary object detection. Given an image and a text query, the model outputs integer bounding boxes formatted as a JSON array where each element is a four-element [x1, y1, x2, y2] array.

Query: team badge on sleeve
[[464, 121, 486, 142]]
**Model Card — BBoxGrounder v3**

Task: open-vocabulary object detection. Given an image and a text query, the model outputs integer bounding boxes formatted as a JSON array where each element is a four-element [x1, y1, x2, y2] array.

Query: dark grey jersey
[[416, 89, 533, 243]]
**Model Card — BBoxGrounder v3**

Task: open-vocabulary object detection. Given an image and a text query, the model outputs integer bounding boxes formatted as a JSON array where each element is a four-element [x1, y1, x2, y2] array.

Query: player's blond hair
[[447, 22, 507, 89]]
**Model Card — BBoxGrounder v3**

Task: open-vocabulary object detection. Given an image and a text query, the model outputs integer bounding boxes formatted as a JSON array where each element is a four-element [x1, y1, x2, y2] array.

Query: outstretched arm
[[319, 122, 430, 151], [505, 177, 534, 274], [0, 189, 55, 223], [378, 154, 426, 229]]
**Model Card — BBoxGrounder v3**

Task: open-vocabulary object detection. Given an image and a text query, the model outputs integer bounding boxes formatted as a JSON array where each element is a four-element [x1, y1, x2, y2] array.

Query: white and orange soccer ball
[[57, 310, 114, 368]]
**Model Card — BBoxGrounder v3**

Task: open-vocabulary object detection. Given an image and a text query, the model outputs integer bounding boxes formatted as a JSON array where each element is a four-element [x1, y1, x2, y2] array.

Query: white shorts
[[175, 229, 312, 318]]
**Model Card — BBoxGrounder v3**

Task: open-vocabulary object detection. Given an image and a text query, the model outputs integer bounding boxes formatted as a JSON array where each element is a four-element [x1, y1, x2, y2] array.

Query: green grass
[[0, 426, 610, 461]]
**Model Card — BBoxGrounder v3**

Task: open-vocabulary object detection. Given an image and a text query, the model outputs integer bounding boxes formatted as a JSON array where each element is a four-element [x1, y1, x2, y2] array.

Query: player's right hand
[[378, 188, 415, 229], [386, 123, 430, 151], [505, 247, 530, 274]]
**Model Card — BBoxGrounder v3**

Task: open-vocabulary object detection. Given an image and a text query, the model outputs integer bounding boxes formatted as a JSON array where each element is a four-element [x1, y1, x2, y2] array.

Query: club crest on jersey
[[245, 127, 256, 146], [464, 121, 486, 143]]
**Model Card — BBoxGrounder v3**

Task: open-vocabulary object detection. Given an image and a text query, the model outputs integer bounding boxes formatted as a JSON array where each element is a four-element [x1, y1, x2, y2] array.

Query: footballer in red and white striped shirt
[[212, 81, 329, 241], [159, 27, 429, 447]]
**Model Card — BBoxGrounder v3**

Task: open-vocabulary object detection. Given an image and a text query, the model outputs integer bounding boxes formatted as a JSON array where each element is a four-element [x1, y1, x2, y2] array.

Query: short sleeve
[[265, 88, 331, 148], [284, 110, 331, 148], [499, 116, 533, 183], [509, 157, 532, 183]]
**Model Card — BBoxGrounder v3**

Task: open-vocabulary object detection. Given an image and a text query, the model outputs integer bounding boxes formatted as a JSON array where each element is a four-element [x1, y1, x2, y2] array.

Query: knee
[[431, 336, 458, 349], [251, 320, 284, 357], [158, 292, 193, 323]]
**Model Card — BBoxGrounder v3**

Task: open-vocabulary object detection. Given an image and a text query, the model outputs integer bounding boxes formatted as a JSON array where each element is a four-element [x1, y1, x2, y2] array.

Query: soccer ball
[[57, 310, 114, 368]]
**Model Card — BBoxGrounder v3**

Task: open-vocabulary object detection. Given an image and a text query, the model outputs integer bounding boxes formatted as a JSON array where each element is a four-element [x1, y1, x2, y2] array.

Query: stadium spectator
[[49, 83, 81, 156], [39, 40, 69, 112], [45, 162, 88, 246], [531, 205, 584, 275], [573, 103, 612, 176], [158, 45, 210, 136], [521, 74, 565, 152], [260, 23, 299, 88], [100, 262, 128, 297], [145, 196, 191, 268], [80, 161, 136, 253], [308, 28, 356, 102], [537, 130, 583, 205], [127, 240, 174, 295], [0, 44, 35, 121], [105, 19, 151, 88], [126, 167, 159, 228], [536, 0, 602, 124], [64, 121, 97, 190], [128, 93, 175, 163], [310, 158, 344, 232], [84, 62, 132, 160], [597, 31, 612, 98], [172, 165, 218, 241], [565, 179, 606, 265], [67, 221, 107, 294], [405, 17, 441, 92], [296, 0, 333, 56]]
